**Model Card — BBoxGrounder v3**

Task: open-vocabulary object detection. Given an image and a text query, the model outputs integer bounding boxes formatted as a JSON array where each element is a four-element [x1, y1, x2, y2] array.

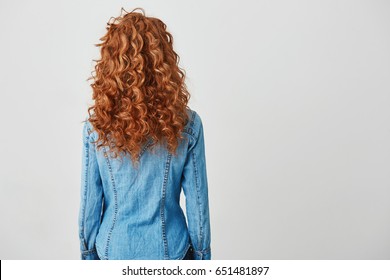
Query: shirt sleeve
[[78, 120, 104, 260], [181, 114, 211, 260]]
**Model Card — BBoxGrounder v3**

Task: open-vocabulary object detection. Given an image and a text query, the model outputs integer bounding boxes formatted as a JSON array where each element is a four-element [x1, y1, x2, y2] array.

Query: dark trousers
[[182, 245, 194, 260]]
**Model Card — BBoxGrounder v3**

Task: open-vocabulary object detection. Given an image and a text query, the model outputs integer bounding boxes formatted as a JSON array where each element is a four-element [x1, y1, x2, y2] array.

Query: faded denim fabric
[[78, 108, 211, 260]]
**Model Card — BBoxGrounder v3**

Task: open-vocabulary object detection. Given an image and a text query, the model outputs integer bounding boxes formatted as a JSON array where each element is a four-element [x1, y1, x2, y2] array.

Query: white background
[[0, 0, 389, 259]]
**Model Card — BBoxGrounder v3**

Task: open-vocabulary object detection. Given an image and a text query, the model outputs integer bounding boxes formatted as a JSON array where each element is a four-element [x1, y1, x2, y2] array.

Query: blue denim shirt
[[78, 108, 211, 260]]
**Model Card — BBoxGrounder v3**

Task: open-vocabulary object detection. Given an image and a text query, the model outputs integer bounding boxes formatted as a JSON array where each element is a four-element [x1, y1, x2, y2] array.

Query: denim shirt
[[78, 108, 211, 260]]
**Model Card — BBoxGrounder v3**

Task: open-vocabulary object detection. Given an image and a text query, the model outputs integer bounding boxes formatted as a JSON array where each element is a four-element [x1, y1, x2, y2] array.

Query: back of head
[[87, 7, 191, 165]]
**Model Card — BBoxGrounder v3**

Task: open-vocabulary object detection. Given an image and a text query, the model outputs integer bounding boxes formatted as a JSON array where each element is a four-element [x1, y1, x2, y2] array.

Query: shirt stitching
[[191, 148, 204, 248], [80, 125, 91, 252], [160, 152, 172, 259], [102, 146, 118, 260]]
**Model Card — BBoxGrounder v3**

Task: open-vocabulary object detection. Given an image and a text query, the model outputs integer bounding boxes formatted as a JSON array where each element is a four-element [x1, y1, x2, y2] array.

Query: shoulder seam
[[192, 110, 203, 143], [182, 109, 197, 139]]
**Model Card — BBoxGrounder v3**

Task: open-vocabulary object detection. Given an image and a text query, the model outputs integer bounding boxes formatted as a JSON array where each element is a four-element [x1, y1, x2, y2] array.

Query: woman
[[78, 7, 211, 260]]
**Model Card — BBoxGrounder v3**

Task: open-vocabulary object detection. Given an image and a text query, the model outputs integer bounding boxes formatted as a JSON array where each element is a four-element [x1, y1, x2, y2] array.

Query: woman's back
[[78, 7, 211, 260], [79, 108, 211, 260]]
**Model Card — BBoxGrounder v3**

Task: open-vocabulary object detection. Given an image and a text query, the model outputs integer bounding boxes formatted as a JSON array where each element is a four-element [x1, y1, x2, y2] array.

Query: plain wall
[[0, 0, 389, 259]]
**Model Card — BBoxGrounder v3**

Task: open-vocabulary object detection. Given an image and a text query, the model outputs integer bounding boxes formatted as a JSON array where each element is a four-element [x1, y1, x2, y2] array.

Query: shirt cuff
[[81, 248, 100, 260], [194, 248, 211, 260]]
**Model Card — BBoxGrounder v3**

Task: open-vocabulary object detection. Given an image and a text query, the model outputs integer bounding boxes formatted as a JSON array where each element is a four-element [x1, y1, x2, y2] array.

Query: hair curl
[[86, 7, 191, 167]]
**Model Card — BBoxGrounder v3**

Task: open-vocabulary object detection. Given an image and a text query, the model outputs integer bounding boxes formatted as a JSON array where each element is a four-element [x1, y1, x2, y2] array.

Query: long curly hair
[[86, 7, 191, 167]]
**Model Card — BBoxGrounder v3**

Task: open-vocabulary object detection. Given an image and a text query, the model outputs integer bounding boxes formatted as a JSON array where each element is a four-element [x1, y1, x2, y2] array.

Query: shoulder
[[184, 107, 204, 141], [82, 118, 96, 141]]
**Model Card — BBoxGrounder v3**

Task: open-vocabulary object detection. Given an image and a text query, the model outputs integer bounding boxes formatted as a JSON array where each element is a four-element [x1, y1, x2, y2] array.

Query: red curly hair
[[86, 7, 191, 166]]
